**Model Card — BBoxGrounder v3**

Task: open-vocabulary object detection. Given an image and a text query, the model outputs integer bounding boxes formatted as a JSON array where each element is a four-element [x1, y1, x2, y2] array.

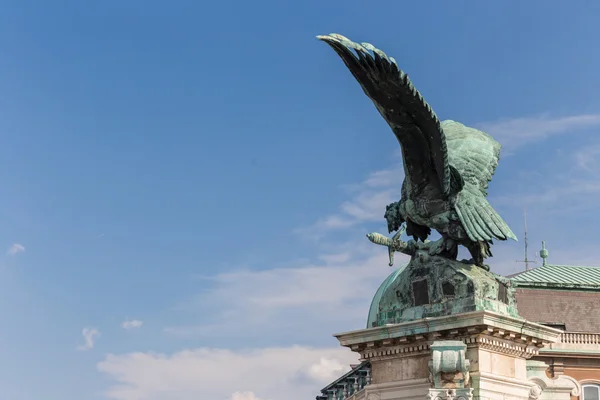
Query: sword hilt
[[366, 227, 405, 267]]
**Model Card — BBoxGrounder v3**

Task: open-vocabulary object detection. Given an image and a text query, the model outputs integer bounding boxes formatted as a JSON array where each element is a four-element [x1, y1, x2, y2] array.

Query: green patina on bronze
[[367, 254, 519, 327], [317, 33, 517, 270], [317, 33, 524, 327]]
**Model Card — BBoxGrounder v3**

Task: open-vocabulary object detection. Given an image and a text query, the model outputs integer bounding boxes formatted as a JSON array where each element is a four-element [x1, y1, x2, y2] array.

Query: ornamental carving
[[429, 341, 471, 389]]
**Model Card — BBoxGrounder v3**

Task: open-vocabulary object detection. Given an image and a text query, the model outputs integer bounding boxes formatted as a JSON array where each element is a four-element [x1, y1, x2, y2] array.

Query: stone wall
[[515, 289, 600, 332]]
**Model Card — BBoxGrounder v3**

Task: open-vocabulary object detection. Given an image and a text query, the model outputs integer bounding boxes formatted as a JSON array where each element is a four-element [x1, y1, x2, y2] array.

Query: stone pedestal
[[334, 310, 568, 400]]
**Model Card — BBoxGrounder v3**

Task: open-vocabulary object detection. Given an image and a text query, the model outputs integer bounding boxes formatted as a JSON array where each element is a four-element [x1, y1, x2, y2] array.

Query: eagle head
[[384, 202, 404, 234]]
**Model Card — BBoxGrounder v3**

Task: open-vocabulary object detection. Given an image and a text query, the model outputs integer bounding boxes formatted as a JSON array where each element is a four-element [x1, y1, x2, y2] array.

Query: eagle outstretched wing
[[317, 33, 456, 197], [318, 34, 517, 244], [442, 120, 500, 197], [442, 120, 518, 242]]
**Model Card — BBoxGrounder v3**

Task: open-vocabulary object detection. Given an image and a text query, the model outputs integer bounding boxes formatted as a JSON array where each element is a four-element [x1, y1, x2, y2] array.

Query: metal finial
[[540, 241, 548, 266]]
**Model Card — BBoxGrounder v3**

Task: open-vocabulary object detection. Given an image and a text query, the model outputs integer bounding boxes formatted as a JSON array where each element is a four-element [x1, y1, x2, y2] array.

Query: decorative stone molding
[[475, 335, 539, 358], [428, 341, 470, 389], [529, 384, 543, 400], [359, 332, 542, 361], [347, 313, 557, 361], [529, 375, 581, 399], [427, 388, 473, 400], [475, 371, 540, 397], [363, 343, 431, 361], [527, 360, 581, 400], [550, 361, 564, 376], [337, 311, 561, 362]]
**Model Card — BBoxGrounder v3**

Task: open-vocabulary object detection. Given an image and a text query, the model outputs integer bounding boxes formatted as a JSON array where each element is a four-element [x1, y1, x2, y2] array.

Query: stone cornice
[[363, 342, 432, 361], [539, 348, 600, 358], [513, 281, 600, 291], [334, 310, 562, 360], [469, 335, 539, 358]]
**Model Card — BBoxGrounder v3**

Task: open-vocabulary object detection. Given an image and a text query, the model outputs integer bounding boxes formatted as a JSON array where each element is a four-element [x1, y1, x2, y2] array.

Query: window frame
[[582, 384, 600, 400]]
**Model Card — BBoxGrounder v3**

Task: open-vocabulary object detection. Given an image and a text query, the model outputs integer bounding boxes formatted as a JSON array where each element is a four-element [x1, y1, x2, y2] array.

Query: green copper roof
[[366, 264, 407, 328], [510, 264, 600, 290]]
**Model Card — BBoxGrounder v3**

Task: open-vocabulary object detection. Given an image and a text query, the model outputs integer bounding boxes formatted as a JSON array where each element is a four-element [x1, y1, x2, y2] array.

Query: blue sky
[[1, 1, 600, 399]]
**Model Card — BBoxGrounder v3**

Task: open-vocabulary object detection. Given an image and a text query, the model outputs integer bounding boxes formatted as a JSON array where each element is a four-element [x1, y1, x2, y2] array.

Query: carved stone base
[[334, 311, 563, 400], [428, 388, 474, 400]]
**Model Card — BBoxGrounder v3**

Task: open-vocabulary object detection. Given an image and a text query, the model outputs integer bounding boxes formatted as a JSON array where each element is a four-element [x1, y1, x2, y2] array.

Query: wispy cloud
[[493, 139, 600, 213], [7, 243, 25, 256], [297, 114, 600, 237], [498, 178, 600, 207], [295, 166, 403, 238], [478, 113, 600, 152], [574, 143, 600, 173], [97, 346, 358, 400], [164, 248, 394, 339], [77, 327, 100, 351], [121, 319, 143, 330], [168, 115, 600, 340]]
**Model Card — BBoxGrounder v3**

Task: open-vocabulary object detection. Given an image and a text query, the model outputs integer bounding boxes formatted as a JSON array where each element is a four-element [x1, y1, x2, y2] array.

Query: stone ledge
[[335, 311, 562, 360]]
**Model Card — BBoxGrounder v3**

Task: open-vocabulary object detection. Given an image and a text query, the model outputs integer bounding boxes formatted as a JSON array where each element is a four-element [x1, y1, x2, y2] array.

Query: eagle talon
[[460, 258, 490, 271]]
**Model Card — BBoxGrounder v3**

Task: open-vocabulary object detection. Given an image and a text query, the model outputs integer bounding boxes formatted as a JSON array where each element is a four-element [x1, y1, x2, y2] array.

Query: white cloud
[[478, 113, 600, 151], [78, 327, 100, 351], [164, 248, 394, 339], [99, 113, 600, 400], [122, 319, 143, 330], [306, 357, 350, 383], [97, 346, 358, 400], [231, 392, 263, 400], [7, 243, 25, 256]]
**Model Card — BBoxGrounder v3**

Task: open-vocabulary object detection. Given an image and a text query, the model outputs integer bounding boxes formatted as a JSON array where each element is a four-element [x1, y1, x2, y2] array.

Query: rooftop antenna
[[516, 207, 536, 271]]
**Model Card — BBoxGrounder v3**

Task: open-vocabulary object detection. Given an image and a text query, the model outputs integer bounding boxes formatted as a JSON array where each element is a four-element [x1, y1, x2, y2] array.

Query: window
[[441, 281, 455, 297], [412, 279, 429, 306], [583, 385, 600, 400], [498, 283, 508, 304]]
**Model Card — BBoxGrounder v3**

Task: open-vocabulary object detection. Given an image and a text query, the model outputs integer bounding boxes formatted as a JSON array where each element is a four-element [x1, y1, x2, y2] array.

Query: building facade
[[511, 259, 600, 400], [316, 244, 600, 400]]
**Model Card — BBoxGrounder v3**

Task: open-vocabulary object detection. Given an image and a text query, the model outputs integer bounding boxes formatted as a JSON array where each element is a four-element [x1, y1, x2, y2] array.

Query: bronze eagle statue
[[317, 33, 517, 269]]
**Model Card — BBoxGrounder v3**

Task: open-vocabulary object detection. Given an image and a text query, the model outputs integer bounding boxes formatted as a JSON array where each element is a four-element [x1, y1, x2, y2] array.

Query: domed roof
[[365, 255, 520, 328], [366, 263, 407, 328]]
